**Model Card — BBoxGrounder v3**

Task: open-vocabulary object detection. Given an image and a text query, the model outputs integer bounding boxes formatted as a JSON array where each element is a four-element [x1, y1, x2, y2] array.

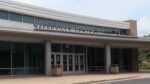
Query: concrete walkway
[[0, 73, 150, 84]]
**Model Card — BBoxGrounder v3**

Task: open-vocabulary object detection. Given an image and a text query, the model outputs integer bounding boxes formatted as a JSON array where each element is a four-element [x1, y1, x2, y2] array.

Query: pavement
[[0, 73, 150, 84], [103, 78, 150, 84]]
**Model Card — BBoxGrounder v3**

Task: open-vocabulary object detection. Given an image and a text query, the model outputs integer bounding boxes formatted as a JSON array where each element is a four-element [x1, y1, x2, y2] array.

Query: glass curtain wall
[[87, 47, 105, 72], [12, 42, 24, 75], [111, 48, 131, 72], [0, 41, 45, 75], [25, 43, 45, 74], [0, 42, 11, 75]]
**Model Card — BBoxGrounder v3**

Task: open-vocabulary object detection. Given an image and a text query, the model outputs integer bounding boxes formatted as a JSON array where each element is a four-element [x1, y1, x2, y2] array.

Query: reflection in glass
[[25, 43, 44, 74], [56, 55, 60, 65], [80, 55, 84, 71], [69, 55, 73, 71], [12, 43, 24, 75], [0, 42, 11, 68], [23, 15, 34, 24], [35, 17, 46, 25], [0, 11, 8, 20], [51, 54, 54, 65], [0, 42, 11, 75], [75, 55, 79, 71], [9, 12, 22, 22], [62, 44, 73, 53], [51, 44, 61, 52], [63, 55, 67, 71]]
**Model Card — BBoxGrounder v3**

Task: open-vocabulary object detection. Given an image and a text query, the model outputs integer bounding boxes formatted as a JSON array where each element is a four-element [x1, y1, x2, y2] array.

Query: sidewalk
[[0, 73, 150, 84]]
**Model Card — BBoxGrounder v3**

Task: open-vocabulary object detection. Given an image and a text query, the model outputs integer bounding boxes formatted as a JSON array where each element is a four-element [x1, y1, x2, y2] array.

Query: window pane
[[9, 13, 22, 22], [0, 41, 11, 68], [0, 11, 8, 20], [25, 43, 44, 74], [74, 45, 85, 53], [12, 42, 24, 68], [23, 15, 34, 24], [56, 54, 60, 65], [0, 41, 11, 75], [56, 21, 67, 28], [93, 27, 99, 33], [76, 24, 86, 32], [120, 29, 128, 35], [47, 19, 56, 27], [67, 23, 76, 31], [63, 55, 67, 71], [62, 44, 73, 53], [51, 43, 61, 52], [112, 29, 119, 35], [35, 17, 46, 25], [85, 25, 93, 33]]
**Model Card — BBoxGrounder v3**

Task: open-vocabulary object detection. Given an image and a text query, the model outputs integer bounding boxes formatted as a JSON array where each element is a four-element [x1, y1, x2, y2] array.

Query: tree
[[138, 34, 150, 69], [139, 50, 148, 68]]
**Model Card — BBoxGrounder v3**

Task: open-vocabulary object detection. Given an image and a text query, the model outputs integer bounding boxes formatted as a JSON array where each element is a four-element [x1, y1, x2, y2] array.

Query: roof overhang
[[0, 27, 149, 48]]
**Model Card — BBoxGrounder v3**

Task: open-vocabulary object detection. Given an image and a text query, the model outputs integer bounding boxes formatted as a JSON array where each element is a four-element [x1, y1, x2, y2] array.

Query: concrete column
[[130, 48, 139, 72], [45, 41, 51, 76], [105, 44, 111, 74]]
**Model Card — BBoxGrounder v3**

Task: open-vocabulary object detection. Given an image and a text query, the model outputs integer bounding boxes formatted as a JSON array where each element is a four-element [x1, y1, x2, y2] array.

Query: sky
[[13, 0, 150, 36]]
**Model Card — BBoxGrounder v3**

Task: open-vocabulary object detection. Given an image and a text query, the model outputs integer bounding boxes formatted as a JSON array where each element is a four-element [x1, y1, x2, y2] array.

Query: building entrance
[[63, 54, 73, 73], [51, 53, 85, 74], [51, 43, 86, 74]]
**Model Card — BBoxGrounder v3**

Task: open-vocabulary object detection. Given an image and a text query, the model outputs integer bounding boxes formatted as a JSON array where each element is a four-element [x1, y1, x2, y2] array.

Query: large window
[[56, 21, 67, 28], [0, 41, 45, 75], [67, 23, 76, 31], [9, 13, 22, 22], [35, 17, 46, 25], [0, 42, 11, 75], [25, 43, 45, 74], [111, 48, 131, 71], [23, 15, 34, 24], [46, 19, 56, 27], [74, 45, 85, 53], [120, 29, 128, 35], [87, 47, 105, 71], [51, 43, 61, 52], [62, 44, 73, 53], [76, 24, 85, 32], [12, 43, 24, 75], [0, 11, 8, 20], [51, 44, 85, 53]]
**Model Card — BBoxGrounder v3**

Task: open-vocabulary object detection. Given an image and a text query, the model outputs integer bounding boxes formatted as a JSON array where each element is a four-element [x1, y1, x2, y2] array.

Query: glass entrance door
[[63, 54, 73, 73], [51, 53, 85, 74], [75, 54, 85, 72], [51, 54, 61, 68]]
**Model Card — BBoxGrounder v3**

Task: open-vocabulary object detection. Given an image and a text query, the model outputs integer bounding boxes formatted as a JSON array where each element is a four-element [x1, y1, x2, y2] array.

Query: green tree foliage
[[139, 51, 150, 69], [139, 34, 150, 69]]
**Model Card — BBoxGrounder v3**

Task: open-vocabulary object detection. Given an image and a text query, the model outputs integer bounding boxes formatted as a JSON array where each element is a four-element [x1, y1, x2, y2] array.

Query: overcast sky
[[13, 0, 150, 36]]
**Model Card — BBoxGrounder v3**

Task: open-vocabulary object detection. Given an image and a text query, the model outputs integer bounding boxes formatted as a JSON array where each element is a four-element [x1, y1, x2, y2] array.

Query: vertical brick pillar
[[126, 20, 137, 36], [130, 48, 139, 72]]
